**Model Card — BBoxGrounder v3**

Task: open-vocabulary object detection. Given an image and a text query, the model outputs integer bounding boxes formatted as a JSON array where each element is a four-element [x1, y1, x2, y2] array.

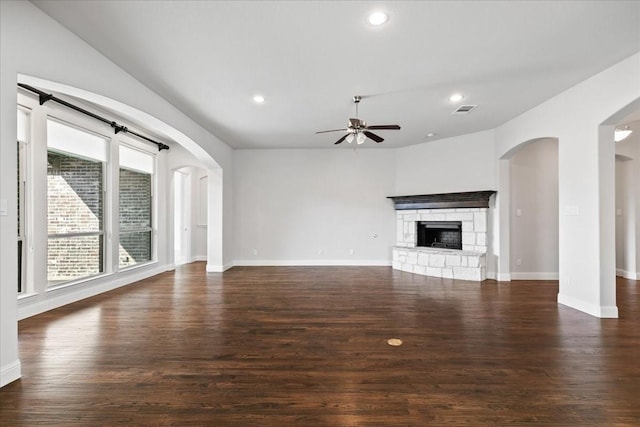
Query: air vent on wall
[[451, 104, 478, 115]]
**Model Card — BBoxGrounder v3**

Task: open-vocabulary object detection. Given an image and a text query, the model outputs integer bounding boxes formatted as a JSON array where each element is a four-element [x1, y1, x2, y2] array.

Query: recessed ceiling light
[[253, 95, 265, 104], [426, 132, 437, 138], [367, 11, 388, 26], [449, 93, 463, 102]]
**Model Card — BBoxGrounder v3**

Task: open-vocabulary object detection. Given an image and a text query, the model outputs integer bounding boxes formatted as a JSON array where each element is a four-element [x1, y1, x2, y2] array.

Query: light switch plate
[[0, 199, 7, 216]]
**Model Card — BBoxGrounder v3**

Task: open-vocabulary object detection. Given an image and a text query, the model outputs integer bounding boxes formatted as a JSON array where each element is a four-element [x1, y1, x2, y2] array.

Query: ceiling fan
[[316, 96, 401, 145]]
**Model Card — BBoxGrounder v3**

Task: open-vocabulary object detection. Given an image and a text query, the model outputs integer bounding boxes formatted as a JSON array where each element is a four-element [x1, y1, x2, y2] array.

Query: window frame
[[118, 140, 157, 270], [45, 117, 110, 288], [17, 105, 32, 296], [17, 88, 162, 299]]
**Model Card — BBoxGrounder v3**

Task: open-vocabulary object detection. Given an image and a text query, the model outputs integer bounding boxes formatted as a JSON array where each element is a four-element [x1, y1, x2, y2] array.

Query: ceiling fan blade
[[364, 131, 384, 143], [334, 134, 349, 145], [315, 128, 348, 134], [365, 124, 401, 130]]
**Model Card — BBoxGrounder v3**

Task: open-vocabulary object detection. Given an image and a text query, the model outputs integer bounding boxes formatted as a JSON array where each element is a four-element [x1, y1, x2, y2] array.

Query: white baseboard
[[511, 272, 559, 280], [191, 255, 207, 262], [616, 268, 639, 280], [495, 272, 511, 282], [0, 360, 21, 388], [232, 259, 392, 267], [18, 264, 168, 320], [486, 271, 496, 280], [206, 262, 234, 272], [557, 293, 619, 318]]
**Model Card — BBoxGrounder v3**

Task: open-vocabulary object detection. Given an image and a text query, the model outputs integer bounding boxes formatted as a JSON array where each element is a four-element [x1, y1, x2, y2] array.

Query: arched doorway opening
[[496, 137, 559, 283], [507, 138, 559, 280]]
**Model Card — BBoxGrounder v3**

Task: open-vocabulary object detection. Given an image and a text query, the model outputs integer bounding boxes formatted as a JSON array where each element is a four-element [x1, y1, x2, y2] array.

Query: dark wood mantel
[[387, 190, 496, 210]]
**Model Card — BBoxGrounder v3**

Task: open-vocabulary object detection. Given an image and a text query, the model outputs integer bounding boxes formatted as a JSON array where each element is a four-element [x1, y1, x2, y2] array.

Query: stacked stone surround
[[392, 208, 488, 281]]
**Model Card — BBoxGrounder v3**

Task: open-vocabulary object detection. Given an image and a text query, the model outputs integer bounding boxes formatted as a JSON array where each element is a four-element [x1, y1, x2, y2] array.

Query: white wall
[[0, 1, 233, 387], [233, 149, 396, 264], [395, 130, 497, 195], [495, 53, 640, 318], [510, 138, 559, 279]]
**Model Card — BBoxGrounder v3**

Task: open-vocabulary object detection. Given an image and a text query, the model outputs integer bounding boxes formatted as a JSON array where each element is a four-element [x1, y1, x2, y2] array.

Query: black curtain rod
[[18, 83, 170, 151]]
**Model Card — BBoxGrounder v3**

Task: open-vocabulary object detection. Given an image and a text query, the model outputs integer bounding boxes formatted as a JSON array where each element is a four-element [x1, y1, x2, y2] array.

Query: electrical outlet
[[318, 248, 324, 255], [516, 258, 522, 266], [516, 208, 522, 217], [252, 249, 258, 256], [349, 249, 354, 255]]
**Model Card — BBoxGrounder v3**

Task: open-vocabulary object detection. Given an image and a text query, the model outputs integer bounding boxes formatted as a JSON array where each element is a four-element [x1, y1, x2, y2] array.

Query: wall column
[[496, 159, 511, 281]]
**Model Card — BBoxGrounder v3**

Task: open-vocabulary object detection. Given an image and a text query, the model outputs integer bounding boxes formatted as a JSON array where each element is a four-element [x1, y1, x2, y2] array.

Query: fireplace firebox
[[416, 221, 462, 250]]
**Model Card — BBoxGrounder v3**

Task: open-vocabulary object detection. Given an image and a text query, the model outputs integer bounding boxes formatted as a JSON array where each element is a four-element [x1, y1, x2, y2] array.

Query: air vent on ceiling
[[451, 104, 478, 115]]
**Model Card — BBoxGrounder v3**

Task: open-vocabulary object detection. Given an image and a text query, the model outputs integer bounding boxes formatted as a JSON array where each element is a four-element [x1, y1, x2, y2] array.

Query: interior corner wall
[[232, 149, 396, 264], [509, 138, 559, 279], [0, 1, 234, 387]]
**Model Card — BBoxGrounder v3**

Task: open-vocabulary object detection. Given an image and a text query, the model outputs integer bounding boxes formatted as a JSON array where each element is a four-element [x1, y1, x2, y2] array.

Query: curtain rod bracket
[[110, 121, 128, 134], [39, 93, 53, 106]]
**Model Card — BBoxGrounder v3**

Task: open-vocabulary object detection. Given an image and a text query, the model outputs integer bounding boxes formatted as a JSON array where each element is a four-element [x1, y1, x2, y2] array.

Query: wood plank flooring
[[1, 263, 639, 426]]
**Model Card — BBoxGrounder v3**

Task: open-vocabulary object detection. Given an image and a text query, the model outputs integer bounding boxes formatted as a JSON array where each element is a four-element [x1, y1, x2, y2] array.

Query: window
[[47, 119, 107, 286], [119, 145, 154, 268], [17, 89, 162, 304], [17, 107, 30, 294]]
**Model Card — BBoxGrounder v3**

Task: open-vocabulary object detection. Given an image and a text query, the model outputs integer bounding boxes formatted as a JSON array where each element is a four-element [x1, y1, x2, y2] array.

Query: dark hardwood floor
[[1, 263, 638, 426]]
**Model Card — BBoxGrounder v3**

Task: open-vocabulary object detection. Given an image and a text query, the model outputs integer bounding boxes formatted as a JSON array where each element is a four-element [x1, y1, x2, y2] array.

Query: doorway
[[174, 168, 191, 266]]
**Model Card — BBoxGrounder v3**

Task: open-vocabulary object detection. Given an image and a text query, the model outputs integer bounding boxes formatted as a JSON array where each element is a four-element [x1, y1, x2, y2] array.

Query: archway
[[505, 138, 559, 281], [496, 137, 559, 283], [17, 74, 225, 271]]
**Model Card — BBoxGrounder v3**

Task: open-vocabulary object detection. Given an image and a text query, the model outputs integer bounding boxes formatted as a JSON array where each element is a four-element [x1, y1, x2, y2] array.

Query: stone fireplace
[[388, 191, 495, 281]]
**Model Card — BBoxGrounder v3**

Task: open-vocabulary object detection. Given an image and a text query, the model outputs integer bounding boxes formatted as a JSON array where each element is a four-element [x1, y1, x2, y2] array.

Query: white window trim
[[17, 88, 162, 301], [17, 104, 32, 296]]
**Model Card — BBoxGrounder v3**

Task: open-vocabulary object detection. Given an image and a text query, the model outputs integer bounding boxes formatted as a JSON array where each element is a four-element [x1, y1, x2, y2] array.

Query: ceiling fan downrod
[[353, 95, 361, 120]]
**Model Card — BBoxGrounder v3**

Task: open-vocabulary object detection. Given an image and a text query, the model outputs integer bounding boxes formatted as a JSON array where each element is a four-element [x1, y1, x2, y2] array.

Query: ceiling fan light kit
[[316, 95, 401, 145]]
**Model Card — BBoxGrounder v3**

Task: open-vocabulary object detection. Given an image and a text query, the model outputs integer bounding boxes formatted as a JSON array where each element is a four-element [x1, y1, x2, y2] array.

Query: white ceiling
[[34, 1, 640, 149]]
